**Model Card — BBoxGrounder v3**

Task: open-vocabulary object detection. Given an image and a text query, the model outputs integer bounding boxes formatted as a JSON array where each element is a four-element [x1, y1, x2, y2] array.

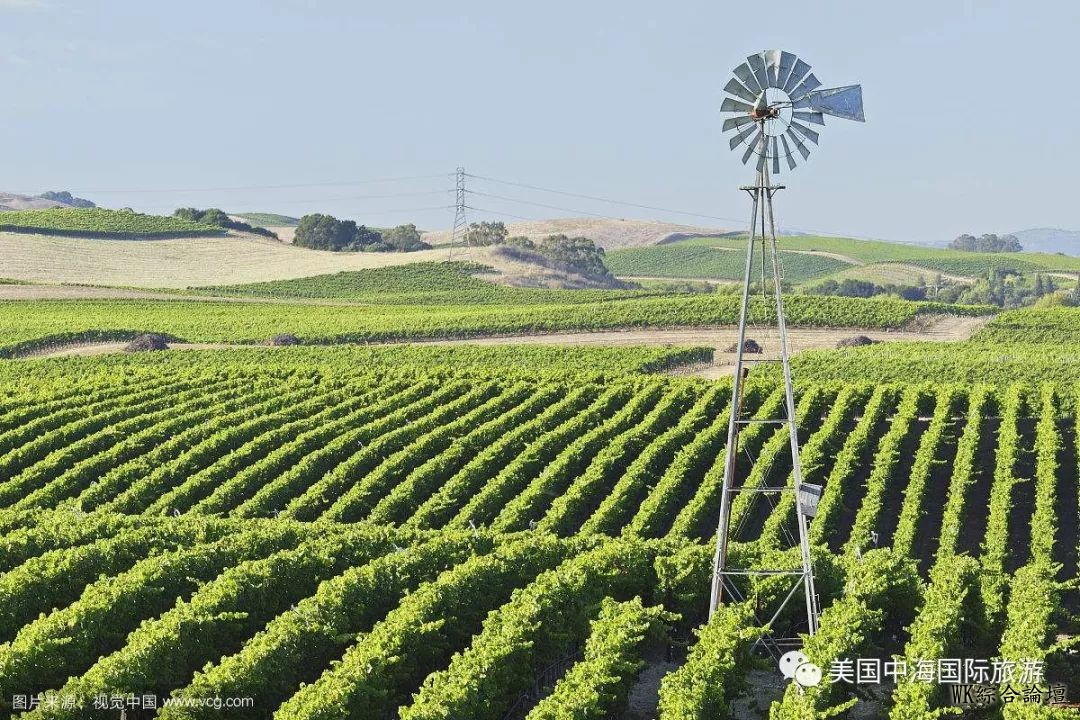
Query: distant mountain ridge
[[0, 191, 96, 211], [1007, 228, 1080, 256]]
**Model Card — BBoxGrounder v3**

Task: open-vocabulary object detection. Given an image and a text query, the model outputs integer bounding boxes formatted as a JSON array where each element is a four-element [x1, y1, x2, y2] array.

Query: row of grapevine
[[771, 550, 922, 718], [73, 378, 324, 510], [0, 377, 250, 507], [624, 384, 746, 538], [0, 522, 232, 642], [229, 380, 518, 518], [890, 385, 960, 558], [491, 384, 665, 533], [842, 386, 926, 555], [160, 533, 493, 720], [980, 383, 1024, 628], [398, 383, 634, 530], [526, 597, 671, 720], [142, 380, 426, 515], [934, 386, 992, 561], [266, 380, 497, 520], [888, 555, 984, 718], [0, 526, 315, 700], [9, 380, 269, 512], [0, 375, 229, 487], [665, 388, 787, 540], [655, 602, 762, 720], [725, 386, 834, 542], [31, 531, 400, 720], [0, 374, 178, 457], [188, 380, 474, 515], [0, 293, 974, 355]]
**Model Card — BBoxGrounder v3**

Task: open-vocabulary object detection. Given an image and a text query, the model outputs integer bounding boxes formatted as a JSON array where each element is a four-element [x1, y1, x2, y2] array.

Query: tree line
[[463, 221, 614, 278], [173, 208, 278, 239], [293, 214, 430, 252], [948, 233, 1022, 252]]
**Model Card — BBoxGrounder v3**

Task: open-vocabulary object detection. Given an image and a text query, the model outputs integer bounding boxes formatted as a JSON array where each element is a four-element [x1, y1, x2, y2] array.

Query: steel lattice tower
[[447, 167, 469, 260], [710, 50, 864, 655], [708, 160, 820, 652]]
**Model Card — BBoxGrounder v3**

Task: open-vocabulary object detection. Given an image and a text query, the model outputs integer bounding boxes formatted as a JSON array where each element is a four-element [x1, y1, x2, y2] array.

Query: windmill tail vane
[[721, 50, 865, 175]]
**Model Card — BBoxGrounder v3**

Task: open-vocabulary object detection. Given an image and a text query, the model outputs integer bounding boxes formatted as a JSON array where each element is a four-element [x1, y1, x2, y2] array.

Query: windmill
[[709, 50, 864, 651]]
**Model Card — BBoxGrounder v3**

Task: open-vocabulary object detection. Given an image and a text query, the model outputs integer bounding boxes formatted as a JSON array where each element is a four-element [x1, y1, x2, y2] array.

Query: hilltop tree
[[537, 234, 612, 277], [381, 224, 430, 252], [294, 214, 357, 251], [948, 233, 1023, 253], [464, 221, 508, 247]]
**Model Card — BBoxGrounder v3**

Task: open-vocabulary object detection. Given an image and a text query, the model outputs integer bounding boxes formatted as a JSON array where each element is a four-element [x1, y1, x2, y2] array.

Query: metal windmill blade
[[782, 57, 812, 94], [746, 53, 770, 93], [775, 51, 797, 89], [779, 134, 797, 170], [785, 128, 811, 161], [789, 120, 820, 145], [733, 62, 762, 93], [764, 49, 783, 87], [724, 77, 758, 104], [789, 73, 822, 106], [793, 111, 825, 126], [729, 124, 757, 150]]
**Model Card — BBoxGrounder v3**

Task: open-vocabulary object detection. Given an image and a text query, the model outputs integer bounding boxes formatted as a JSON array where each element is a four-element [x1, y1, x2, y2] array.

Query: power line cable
[[466, 172, 746, 225], [71, 173, 455, 195], [464, 205, 543, 222], [466, 190, 622, 220]]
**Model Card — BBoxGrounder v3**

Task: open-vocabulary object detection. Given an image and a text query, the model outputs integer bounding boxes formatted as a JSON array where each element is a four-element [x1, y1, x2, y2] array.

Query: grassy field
[[0, 232, 464, 288]]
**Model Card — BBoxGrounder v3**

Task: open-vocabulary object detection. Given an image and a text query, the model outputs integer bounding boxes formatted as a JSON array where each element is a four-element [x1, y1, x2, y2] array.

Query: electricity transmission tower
[[447, 167, 469, 260]]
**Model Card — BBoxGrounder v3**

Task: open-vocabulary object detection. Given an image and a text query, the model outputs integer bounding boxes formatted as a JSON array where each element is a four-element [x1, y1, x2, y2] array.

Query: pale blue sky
[[1, 0, 1076, 242]]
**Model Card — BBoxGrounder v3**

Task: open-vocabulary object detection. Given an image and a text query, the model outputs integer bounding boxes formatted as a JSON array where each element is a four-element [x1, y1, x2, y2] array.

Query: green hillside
[[680, 235, 1080, 275], [605, 245, 852, 283], [196, 262, 654, 305], [0, 208, 224, 239]]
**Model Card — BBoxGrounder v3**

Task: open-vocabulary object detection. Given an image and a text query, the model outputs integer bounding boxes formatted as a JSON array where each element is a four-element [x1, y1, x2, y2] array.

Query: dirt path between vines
[[25, 314, 989, 369]]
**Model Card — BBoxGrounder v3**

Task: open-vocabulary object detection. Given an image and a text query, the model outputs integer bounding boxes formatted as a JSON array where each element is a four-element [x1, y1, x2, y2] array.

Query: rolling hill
[[423, 217, 726, 250], [607, 233, 1080, 285]]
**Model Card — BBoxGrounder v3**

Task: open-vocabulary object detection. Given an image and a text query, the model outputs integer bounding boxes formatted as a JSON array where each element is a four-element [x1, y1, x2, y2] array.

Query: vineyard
[[676, 235, 1080, 275], [0, 348, 1075, 718], [194, 262, 659, 305], [0, 294, 993, 357], [605, 245, 852, 283], [0, 209, 225, 239]]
